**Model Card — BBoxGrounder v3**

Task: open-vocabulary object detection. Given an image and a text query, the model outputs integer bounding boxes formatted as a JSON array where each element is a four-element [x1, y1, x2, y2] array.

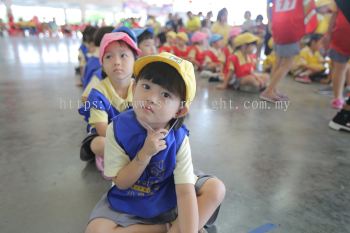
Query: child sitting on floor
[[173, 32, 190, 60], [187, 31, 208, 70], [217, 32, 269, 91], [78, 32, 141, 178], [85, 52, 225, 233], [134, 27, 157, 56], [200, 34, 226, 82], [159, 31, 176, 53], [293, 34, 327, 84]]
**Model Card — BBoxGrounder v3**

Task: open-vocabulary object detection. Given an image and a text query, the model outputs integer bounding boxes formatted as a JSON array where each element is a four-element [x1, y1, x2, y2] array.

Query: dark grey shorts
[[274, 42, 300, 58], [329, 49, 350, 63], [88, 174, 214, 227]]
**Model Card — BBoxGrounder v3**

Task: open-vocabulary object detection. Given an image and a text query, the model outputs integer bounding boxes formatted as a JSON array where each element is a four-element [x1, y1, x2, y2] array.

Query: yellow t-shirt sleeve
[[173, 136, 196, 185], [104, 123, 131, 177], [82, 76, 100, 101], [299, 49, 309, 61], [89, 108, 108, 126], [78, 50, 86, 67]]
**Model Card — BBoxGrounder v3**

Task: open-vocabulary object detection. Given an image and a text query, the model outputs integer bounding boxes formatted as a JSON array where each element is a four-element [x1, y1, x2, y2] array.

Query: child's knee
[[91, 136, 105, 155], [92, 136, 105, 146], [201, 178, 226, 203]]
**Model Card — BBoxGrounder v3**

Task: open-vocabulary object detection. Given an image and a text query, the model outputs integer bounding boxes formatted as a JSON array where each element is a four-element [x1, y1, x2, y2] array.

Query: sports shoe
[[331, 98, 344, 109], [295, 75, 312, 84], [329, 109, 350, 132]]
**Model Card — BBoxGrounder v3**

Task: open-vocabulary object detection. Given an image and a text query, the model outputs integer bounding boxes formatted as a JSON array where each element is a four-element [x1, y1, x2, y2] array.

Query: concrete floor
[[0, 37, 349, 233]]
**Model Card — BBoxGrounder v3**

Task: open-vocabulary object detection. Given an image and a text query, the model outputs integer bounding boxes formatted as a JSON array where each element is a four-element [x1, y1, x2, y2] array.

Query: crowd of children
[[75, 0, 350, 232]]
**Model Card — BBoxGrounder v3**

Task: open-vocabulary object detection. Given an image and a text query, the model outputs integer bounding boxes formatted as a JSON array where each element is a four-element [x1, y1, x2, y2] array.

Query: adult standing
[[241, 11, 255, 33], [211, 8, 231, 46], [186, 11, 201, 34], [326, 0, 350, 110], [260, 0, 317, 102]]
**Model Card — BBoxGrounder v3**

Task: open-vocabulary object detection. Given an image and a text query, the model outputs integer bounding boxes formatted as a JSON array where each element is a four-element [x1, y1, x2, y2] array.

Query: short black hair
[[135, 62, 187, 130], [217, 8, 228, 21], [82, 26, 98, 43], [256, 14, 263, 21], [93, 26, 114, 47], [306, 33, 323, 46], [137, 31, 154, 45]]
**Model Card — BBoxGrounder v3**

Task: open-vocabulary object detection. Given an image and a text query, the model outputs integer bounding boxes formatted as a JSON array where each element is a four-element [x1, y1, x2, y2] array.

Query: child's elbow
[[113, 178, 131, 190]]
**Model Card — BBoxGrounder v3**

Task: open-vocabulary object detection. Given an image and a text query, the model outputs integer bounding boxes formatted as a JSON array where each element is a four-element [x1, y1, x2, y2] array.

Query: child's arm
[[175, 183, 198, 233], [172, 135, 198, 233], [94, 122, 108, 137], [113, 128, 168, 189], [89, 108, 108, 136]]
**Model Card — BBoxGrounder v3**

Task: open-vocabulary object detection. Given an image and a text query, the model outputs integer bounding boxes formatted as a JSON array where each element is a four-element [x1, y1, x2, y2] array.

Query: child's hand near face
[[140, 128, 168, 158]]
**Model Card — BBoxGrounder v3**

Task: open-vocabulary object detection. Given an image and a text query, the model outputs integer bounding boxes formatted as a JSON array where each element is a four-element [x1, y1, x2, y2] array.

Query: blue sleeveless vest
[[82, 57, 100, 89], [94, 68, 103, 81], [78, 88, 131, 133], [79, 44, 88, 62], [107, 110, 189, 218]]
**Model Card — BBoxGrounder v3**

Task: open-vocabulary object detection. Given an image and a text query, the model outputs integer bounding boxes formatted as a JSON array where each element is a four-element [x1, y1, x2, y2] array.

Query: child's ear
[[175, 106, 189, 118]]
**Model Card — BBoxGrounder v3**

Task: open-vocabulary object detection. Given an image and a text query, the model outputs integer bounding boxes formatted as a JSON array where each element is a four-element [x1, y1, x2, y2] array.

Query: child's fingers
[[158, 139, 166, 147], [158, 144, 167, 151], [155, 129, 168, 137]]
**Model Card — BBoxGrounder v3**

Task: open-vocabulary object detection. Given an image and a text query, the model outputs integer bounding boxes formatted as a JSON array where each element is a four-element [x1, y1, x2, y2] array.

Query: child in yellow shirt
[[294, 34, 327, 83]]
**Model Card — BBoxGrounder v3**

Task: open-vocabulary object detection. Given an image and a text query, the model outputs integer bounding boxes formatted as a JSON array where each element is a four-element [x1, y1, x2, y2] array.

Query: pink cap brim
[[229, 27, 242, 38], [99, 32, 142, 64], [191, 32, 208, 43]]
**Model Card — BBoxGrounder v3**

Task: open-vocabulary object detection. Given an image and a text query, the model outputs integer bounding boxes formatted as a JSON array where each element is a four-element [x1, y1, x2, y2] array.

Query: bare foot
[[216, 84, 227, 90]]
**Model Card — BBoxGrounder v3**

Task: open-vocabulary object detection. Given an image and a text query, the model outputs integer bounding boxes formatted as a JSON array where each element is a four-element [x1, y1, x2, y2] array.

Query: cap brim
[[100, 32, 142, 64], [133, 53, 196, 107], [134, 55, 181, 77]]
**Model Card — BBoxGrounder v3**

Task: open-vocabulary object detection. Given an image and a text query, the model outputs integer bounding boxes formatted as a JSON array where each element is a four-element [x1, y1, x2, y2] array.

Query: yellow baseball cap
[[316, 0, 332, 8], [234, 32, 260, 48], [166, 31, 177, 39], [176, 32, 189, 42], [134, 52, 196, 107]]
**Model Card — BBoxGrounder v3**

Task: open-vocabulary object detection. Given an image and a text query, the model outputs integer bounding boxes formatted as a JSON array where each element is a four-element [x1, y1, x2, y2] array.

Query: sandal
[[259, 92, 282, 103]]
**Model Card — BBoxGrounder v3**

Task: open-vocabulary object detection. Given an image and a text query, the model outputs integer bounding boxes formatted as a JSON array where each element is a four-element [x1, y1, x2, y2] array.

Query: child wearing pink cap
[[187, 31, 208, 70], [79, 32, 141, 178]]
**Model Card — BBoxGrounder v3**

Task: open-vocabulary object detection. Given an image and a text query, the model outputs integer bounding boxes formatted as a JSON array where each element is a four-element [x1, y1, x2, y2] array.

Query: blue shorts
[[274, 42, 300, 58], [328, 49, 350, 64]]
